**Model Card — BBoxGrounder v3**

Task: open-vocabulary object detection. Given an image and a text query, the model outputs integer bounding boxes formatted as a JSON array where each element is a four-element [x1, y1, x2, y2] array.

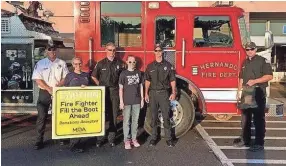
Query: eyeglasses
[[47, 48, 56, 51], [154, 50, 162, 52], [128, 61, 136, 64], [107, 49, 116, 52], [73, 63, 82, 66], [245, 48, 255, 51]]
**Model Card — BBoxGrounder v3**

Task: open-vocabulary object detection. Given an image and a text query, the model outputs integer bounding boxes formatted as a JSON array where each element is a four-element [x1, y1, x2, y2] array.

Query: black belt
[[150, 89, 168, 93], [106, 86, 119, 90]]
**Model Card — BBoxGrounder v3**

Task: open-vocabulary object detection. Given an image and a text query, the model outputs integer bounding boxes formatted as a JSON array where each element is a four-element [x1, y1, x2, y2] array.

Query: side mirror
[[265, 31, 274, 49]]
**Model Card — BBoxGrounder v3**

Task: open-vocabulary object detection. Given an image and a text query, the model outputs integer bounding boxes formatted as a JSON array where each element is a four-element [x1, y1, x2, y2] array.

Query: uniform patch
[[265, 59, 271, 64], [58, 65, 62, 69], [117, 65, 119, 69], [164, 67, 167, 70], [171, 66, 174, 70]]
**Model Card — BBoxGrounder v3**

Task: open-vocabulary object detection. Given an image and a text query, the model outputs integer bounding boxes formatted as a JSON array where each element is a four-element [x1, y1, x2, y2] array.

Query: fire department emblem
[[164, 67, 167, 70]]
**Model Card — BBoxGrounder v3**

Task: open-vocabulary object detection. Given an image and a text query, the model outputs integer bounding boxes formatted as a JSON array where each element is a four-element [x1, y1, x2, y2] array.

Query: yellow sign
[[52, 87, 105, 139]]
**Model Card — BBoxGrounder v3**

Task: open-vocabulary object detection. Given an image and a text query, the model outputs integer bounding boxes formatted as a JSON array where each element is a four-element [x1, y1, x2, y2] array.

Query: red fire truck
[[74, 1, 275, 138]]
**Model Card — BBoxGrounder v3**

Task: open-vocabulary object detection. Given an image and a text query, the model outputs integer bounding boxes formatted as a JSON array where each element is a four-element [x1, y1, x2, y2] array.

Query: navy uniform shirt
[[91, 58, 125, 88], [145, 60, 176, 90], [64, 72, 89, 87], [239, 55, 273, 91]]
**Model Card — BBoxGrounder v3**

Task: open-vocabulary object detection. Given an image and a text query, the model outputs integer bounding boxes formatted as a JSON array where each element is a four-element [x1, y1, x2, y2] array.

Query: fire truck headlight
[[148, 2, 159, 9]]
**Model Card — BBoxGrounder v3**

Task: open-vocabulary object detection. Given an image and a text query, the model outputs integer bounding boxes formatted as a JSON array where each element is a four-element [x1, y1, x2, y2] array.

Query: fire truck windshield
[[238, 16, 251, 46], [193, 16, 233, 47]]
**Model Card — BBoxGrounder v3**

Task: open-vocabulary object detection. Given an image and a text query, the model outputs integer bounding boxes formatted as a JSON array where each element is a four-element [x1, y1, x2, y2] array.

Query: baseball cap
[[244, 42, 257, 49], [154, 44, 163, 50], [46, 44, 57, 50]]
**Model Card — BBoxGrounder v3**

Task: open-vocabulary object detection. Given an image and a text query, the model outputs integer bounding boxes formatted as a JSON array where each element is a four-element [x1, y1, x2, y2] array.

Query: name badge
[[102, 68, 106, 70]]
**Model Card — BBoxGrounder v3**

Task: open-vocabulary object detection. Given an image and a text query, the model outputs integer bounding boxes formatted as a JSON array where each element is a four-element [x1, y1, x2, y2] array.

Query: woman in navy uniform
[[63, 57, 90, 153]]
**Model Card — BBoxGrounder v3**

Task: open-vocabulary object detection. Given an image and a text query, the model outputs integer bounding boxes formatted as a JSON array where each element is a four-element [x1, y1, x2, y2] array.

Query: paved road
[[199, 115, 286, 166], [1, 114, 222, 166]]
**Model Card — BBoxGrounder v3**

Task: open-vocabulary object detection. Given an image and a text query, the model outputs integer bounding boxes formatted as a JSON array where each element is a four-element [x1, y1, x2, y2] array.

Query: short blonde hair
[[72, 57, 82, 64], [127, 55, 136, 61]]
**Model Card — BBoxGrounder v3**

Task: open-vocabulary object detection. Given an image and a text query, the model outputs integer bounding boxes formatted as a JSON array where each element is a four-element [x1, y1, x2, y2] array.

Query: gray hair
[[105, 42, 116, 48]]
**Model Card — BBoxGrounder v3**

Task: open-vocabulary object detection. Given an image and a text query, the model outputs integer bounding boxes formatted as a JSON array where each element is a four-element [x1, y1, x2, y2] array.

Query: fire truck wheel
[[144, 90, 195, 138], [212, 114, 233, 121]]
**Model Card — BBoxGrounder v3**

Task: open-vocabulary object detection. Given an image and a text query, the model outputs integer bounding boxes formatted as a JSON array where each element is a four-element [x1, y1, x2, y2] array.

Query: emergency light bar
[[168, 1, 199, 7], [212, 1, 233, 7], [148, 2, 159, 9]]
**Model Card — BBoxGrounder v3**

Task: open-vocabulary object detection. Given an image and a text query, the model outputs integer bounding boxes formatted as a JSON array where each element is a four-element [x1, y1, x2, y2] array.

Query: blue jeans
[[123, 104, 140, 142]]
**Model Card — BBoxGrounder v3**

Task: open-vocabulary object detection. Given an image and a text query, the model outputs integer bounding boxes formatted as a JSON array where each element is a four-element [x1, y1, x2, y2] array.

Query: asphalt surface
[[200, 115, 286, 166], [1, 115, 222, 166]]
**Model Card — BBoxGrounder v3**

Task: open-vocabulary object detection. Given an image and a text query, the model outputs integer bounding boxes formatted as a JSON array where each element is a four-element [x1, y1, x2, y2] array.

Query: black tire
[[144, 89, 195, 138]]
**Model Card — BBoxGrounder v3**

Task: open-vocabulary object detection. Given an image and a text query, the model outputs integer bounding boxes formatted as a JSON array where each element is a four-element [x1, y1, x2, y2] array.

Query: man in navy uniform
[[145, 44, 176, 147], [91, 42, 125, 147], [235, 42, 273, 152]]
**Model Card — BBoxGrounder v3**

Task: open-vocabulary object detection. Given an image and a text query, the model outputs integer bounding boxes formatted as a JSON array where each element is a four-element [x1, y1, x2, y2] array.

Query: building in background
[[2, 1, 285, 73], [1, 1, 74, 47], [201, 1, 286, 74]]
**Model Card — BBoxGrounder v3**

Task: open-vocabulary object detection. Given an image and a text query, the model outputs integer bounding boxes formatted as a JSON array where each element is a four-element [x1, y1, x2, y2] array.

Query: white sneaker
[[132, 140, 140, 148], [124, 141, 131, 150]]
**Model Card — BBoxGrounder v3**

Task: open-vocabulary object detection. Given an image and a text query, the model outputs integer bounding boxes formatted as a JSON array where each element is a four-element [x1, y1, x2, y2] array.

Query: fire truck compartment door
[[187, 50, 241, 114]]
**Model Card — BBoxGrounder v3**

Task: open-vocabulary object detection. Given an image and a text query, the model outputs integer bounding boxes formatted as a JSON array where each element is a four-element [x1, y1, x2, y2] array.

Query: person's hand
[[246, 79, 256, 87], [169, 93, 176, 101], [145, 94, 149, 103], [120, 102, 125, 110], [47, 87, 53, 95], [81, 85, 86, 88], [141, 99, 144, 108]]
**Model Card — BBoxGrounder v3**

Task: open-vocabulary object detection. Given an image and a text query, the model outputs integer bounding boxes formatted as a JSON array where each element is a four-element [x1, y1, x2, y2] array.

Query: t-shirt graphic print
[[119, 70, 142, 105]]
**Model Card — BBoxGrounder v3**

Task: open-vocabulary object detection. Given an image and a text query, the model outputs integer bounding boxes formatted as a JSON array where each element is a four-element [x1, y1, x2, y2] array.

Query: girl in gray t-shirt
[[119, 56, 144, 150]]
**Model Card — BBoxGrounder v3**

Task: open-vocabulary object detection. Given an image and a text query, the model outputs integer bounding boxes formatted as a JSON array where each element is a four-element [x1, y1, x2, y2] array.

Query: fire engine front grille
[[1, 19, 10, 33], [163, 50, 176, 68]]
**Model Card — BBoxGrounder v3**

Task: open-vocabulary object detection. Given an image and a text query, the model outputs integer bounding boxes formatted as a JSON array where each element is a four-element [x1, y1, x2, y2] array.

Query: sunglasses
[[154, 49, 162, 52], [47, 48, 56, 51], [128, 61, 136, 64], [245, 48, 255, 51], [107, 49, 116, 52], [73, 63, 82, 66]]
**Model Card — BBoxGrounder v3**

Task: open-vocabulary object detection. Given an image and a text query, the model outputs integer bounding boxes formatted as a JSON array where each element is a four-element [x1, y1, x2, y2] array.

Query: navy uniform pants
[[98, 87, 119, 143], [149, 90, 172, 140], [36, 89, 52, 143], [241, 87, 266, 146]]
